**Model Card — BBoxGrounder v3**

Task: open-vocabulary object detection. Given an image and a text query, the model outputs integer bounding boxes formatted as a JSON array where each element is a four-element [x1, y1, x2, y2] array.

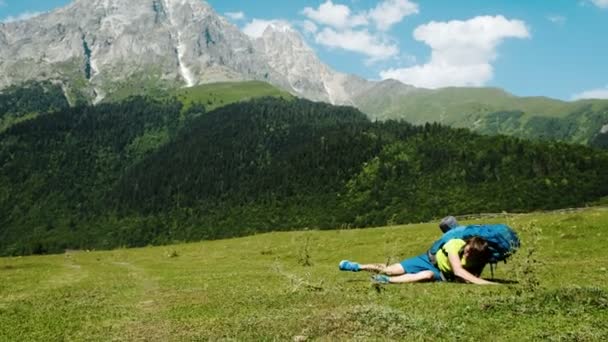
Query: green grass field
[[1, 208, 607, 341], [173, 81, 293, 112]]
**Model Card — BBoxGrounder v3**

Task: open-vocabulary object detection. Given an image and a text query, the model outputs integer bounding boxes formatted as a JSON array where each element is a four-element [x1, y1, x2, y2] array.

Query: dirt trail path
[[45, 254, 89, 288], [110, 260, 172, 340]]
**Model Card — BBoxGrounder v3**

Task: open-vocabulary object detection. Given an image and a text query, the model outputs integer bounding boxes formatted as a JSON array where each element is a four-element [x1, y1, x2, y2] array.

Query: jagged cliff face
[[0, 0, 298, 102], [253, 23, 354, 105], [0, 0, 369, 104]]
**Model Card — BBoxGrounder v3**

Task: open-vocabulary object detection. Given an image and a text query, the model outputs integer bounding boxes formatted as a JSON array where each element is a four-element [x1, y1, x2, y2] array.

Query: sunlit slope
[[356, 84, 608, 146], [172, 81, 294, 111], [1, 207, 606, 341]]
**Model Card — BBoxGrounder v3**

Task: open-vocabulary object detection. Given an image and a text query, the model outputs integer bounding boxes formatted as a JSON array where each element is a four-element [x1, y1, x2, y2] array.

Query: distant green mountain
[[355, 82, 608, 148], [101, 79, 608, 149], [1, 89, 607, 256]]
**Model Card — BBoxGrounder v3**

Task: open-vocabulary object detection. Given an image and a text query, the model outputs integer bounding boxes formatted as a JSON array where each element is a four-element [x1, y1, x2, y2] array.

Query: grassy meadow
[[1, 207, 607, 341], [173, 81, 293, 112]]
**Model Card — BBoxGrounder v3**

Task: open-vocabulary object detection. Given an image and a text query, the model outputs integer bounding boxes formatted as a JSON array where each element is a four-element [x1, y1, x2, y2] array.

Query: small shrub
[[271, 262, 323, 293], [260, 248, 274, 256], [510, 221, 542, 294], [297, 233, 313, 267]]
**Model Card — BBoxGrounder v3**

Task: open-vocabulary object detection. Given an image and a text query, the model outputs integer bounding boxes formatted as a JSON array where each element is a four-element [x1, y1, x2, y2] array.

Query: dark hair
[[466, 237, 491, 263]]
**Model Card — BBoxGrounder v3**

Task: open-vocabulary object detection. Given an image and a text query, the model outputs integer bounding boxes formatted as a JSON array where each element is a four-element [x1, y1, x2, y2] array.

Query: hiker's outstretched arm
[[448, 253, 496, 285]]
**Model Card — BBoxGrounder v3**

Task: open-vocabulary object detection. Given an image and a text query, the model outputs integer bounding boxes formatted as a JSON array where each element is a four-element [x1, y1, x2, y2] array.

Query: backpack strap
[[429, 241, 466, 266], [440, 245, 465, 260]]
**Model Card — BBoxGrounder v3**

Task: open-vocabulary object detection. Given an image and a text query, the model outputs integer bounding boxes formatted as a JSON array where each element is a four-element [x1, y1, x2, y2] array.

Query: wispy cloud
[[225, 11, 245, 21], [242, 19, 292, 39], [300, 20, 318, 35], [380, 15, 530, 88], [547, 15, 566, 25], [1, 11, 43, 23], [315, 28, 399, 63], [368, 0, 419, 31], [302, 0, 368, 29], [590, 0, 608, 9], [572, 86, 608, 100]]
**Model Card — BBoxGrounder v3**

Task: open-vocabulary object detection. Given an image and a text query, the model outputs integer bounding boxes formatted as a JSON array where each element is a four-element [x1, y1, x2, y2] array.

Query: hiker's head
[[439, 216, 458, 233], [464, 237, 491, 263]]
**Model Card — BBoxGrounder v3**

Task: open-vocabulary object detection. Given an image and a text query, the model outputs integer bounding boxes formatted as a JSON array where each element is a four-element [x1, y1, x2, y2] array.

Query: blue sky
[[1, 0, 607, 101]]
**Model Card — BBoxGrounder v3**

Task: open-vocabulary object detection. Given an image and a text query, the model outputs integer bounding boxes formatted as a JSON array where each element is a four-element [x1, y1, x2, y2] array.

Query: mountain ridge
[[0, 0, 607, 146]]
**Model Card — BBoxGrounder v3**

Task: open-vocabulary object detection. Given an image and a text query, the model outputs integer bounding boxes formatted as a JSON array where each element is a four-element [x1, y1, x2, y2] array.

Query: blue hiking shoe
[[371, 274, 391, 284], [339, 260, 360, 272]]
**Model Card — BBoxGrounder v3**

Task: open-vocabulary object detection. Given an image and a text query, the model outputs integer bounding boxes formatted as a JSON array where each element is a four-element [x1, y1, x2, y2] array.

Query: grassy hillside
[[104, 79, 294, 113], [172, 81, 293, 112], [1, 207, 606, 341], [356, 84, 608, 146]]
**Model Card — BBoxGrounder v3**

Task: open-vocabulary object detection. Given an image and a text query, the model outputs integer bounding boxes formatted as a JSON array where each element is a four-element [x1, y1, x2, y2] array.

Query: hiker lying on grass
[[339, 237, 497, 285]]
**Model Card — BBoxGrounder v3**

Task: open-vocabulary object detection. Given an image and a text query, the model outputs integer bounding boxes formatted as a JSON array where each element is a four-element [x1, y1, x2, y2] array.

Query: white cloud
[[242, 1, 417, 65], [380, 15, 530, 88], [301, 1, 418, 64], [303, 0, 418, 31], [590, 0, 608, 9], [301, 20, 318, 35], [572, 86, 608, 100], [397, 53, 418, 67], [242, 19, 292, 39], [302, 0, 368, 29], [368, 0, 419, 31], [315, 28, 399, 63], [1, 11, 43, 23], [547, 15, 566, 25], [225, 11, 245, 21], [382, 63, 494, 88]]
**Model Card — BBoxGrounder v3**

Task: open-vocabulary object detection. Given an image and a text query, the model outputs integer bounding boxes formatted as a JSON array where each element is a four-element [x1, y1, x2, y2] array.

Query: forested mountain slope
[[1, 94, 607, 255], [0, 81, 70, 132]]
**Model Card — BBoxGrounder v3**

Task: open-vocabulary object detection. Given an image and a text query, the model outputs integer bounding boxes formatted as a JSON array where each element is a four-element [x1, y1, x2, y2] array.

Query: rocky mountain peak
[[253, 22, 361, 105], [263, 22, 296, 36], [0, 0, 374, 105]]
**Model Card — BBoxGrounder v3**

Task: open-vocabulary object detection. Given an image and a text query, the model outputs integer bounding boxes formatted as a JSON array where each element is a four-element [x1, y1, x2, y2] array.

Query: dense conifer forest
[[1, 84, 607, 255], [0, 81, 70, 132]]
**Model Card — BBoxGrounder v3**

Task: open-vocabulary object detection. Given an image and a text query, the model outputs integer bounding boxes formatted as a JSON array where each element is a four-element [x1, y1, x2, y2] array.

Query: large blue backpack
[[428, 224, 520, 264]]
